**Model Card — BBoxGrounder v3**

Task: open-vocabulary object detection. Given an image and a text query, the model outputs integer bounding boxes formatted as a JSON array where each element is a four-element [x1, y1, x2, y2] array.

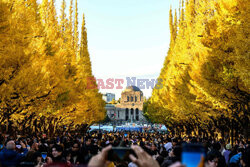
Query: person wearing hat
[[223, 144, 232, 164]]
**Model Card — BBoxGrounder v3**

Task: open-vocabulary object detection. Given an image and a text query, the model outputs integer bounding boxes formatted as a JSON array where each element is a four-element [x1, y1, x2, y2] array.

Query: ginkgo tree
[[146, 0, 249, 141], [0, 0, 106, 135]]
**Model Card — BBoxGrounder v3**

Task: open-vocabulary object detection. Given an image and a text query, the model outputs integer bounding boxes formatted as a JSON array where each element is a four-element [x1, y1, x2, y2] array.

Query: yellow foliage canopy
[[146, 0, 250, 137], [0, 0, 106, 133]]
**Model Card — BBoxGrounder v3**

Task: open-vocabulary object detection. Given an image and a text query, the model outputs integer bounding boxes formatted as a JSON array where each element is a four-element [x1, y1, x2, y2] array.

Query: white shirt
[[164, 142, 172, 152]]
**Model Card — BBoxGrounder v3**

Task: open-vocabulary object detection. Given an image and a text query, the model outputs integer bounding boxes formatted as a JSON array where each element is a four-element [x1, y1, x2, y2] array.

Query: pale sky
[[39, 0, 180, 99]]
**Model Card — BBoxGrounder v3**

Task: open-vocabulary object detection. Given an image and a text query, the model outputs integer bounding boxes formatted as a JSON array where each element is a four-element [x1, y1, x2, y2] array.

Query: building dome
[[123, 86, 141, 92]]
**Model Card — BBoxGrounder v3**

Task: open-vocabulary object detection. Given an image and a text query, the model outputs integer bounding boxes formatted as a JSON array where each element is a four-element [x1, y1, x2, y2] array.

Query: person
[[39, 139, 48, 153], [161, 146, 182, 167], [164, 138, 172, 153], [156, 155, 164, 166], [0, 140, 28, 167], [229, 147, 244, 166], [70, 142, 83, 164], [82, 137, 92, 162], [23, 142, 39, 162], [51, 144, 66, 163], [32, 151, 43, 167], [223, 143, 232, 165], [206, 153, 219, 167], [240, 146, 250, 167], [88, 145, 160, 167], [208, 142, 226, 167]]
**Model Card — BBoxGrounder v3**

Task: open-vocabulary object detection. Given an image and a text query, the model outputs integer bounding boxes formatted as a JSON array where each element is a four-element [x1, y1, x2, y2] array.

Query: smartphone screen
[[16, 145, 22, 149], [182, 143, 205, 167], [107, 147, 136, 163], [124, 133, 128, 137], [41, 152, 47, 160]]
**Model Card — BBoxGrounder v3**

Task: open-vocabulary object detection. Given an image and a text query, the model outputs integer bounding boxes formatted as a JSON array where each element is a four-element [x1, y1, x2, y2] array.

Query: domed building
[[106, 86, 146, 124]]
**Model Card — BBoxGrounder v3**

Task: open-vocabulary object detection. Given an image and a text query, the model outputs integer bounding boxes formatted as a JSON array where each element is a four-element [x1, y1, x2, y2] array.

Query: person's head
[[32, 142, 39, 151], [239, 141, 245, 148], [172, 138, 178, 146], [237, 147, 244, 153], [86, 138, 91, 146], [173, 146, 182, 158], [33, 151, 42, 164], [6, 140, 15, 150], [160, 150, 168, 158], [151, 143, 157, 151], [212, 142, 221, 151], [169, 146, 182, 159], [165, 138, 171, 143], [52, 145, 63, 158], [72, 142, 80, 152], [226, 144, 232, 150], [206, 153, 219, 167]]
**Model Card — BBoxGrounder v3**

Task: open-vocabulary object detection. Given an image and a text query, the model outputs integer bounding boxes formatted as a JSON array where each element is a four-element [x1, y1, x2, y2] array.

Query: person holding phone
[[0, 140, 28, 167], [88, 145, 160, 167]]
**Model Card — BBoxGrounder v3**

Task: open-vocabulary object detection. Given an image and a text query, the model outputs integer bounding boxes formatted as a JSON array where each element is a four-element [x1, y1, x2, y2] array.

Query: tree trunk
[[231, 120, 234, 145]]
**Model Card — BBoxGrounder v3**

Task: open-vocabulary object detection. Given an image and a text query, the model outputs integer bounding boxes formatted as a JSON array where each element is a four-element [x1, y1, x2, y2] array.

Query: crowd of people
[[0, 131, 249, 167]]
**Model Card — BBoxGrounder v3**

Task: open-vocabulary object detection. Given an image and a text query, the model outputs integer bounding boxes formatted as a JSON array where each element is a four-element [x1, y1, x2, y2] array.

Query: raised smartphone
[[182, 143, 205, 167], [107, 147, 137, 163]]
